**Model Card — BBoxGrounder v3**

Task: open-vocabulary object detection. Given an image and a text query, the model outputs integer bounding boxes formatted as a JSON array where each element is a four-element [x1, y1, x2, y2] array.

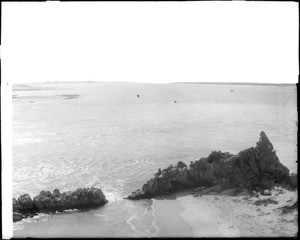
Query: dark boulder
[[127, 132, 291, 200], [13, 212, 25, 222], [18, 194, 34, 211]]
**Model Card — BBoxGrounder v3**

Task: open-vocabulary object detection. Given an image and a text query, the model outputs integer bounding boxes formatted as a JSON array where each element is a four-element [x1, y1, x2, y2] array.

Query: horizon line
[[12, 81, 296, 87]]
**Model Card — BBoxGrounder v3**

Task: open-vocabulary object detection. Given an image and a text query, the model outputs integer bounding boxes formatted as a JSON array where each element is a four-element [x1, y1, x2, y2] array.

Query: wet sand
[[152, 193, 193, 237], [152, 191, 239, 237]]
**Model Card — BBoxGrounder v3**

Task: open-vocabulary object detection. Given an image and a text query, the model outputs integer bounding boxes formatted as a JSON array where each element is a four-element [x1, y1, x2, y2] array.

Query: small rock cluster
[[13, 187, 108, 222], [253, 198, 279, 206]]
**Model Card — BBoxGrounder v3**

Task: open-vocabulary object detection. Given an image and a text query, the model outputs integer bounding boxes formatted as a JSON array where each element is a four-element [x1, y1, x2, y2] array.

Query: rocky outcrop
[[127, 132, 294, 200], [13, 187, 108, 222]]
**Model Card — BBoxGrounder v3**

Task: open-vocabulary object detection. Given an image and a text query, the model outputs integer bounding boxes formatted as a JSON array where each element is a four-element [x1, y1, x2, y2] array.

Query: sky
[[2, 2, 298, 85]]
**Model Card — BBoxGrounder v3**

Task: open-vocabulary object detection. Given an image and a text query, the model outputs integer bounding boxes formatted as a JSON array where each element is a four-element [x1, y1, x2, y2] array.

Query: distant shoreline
[[12, 81, 296, 87], [172, 82, 295, 86]]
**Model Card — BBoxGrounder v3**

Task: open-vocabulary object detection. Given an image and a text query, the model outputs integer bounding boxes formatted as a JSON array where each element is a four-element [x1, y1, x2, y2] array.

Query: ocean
[[12, 82, 297, 237]]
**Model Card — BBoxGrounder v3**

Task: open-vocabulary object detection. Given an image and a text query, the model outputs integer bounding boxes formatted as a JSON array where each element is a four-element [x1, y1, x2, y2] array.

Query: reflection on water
[[13, 83, 297, 237]]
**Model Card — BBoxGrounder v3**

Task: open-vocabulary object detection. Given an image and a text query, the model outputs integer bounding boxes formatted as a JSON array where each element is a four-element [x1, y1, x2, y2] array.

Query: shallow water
[[13, 82, 297, 237]]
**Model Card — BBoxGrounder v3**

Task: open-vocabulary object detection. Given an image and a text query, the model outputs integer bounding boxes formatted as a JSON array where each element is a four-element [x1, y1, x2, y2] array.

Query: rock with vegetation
[[127, 132, 293, 200], [13, 187, 108, 222]]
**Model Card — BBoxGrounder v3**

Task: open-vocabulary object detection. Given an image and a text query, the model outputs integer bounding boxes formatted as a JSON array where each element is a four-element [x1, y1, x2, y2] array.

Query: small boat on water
[[230, 89, 235, 92]]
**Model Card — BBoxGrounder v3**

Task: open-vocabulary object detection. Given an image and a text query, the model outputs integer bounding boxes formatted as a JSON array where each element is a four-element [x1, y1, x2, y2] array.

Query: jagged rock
[[127, 189, 146, 200], [13, 187, 108, 222], [13, 198, 20, 212], [257, 131, 274, 151], [154, 169, 162, 178], [127, 132, 291, 200], [177, 161, 187, 168]]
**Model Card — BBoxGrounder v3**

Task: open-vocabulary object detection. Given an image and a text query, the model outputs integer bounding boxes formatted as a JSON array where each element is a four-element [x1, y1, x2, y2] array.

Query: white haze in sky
[[1, 1, 299, 84]]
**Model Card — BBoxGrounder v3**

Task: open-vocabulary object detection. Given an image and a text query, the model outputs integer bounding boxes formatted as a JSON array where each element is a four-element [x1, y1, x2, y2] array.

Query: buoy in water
[[174, 100, 177, 103], [137, 94, 140, 98]]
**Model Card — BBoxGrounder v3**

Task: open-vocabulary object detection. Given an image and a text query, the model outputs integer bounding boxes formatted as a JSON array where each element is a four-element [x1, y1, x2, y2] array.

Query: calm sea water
[[12, 83, 297, 237]]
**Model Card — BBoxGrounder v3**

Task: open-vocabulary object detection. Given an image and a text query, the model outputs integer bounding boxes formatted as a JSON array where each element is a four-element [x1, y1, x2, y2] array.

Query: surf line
[[125, 200, 159, 237], [124, 200, 150, 237], [126, 212, 150, 237], [151, 199, 159, 236]]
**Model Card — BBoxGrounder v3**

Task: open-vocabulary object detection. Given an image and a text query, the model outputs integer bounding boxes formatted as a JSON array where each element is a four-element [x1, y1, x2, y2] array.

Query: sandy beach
[[152, 187, 298, 237], [152, 193, 193, 237]]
